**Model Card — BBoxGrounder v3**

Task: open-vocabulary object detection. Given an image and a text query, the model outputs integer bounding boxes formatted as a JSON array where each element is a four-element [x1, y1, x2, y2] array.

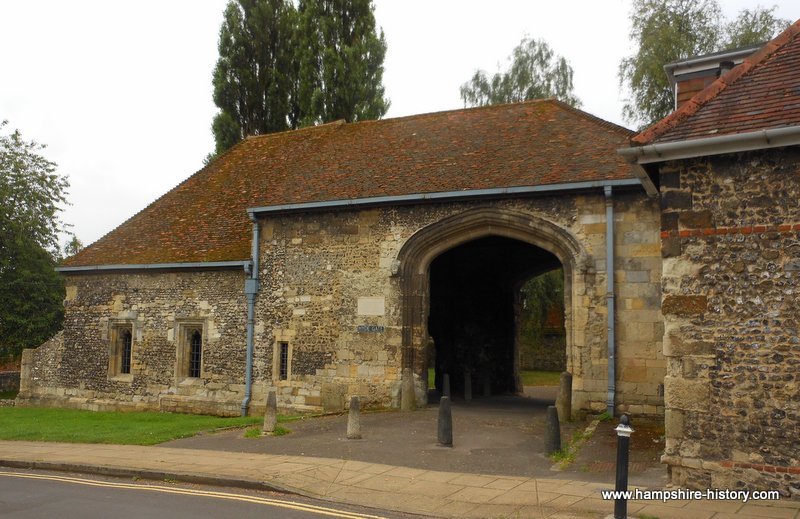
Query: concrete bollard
[[555, 371, 572, 423], [401, 368, 416, 411], [463, 369, 472, 401], [347, 396, 362, 440], [442, 373, 451, 398], [544, 405, 561, 455], [437, 395, 453, 447], [263, 390, 277, 434]]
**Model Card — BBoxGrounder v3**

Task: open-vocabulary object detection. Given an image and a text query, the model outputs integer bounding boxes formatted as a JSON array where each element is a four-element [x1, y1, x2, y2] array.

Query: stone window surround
[[174, 319, 207, 384], [107, 319, 136, 382]]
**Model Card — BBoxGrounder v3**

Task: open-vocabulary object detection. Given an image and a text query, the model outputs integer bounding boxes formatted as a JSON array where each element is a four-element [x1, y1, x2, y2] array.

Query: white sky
[[1, 1, 799, 247]]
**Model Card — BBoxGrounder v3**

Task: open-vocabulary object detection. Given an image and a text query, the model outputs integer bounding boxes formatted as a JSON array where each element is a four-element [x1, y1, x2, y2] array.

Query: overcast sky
[[2, 1, 799, 248]]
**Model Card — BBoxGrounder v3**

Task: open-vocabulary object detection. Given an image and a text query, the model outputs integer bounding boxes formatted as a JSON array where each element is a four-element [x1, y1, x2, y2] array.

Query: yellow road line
[[0, 470, 388, 519]]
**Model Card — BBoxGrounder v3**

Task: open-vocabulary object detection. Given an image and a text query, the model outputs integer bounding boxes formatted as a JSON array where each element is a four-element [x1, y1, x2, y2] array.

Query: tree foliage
[[460, 38, 580, 108], [211, 0, 298, 159], [0, 121, 67, 359], [519, 268, 564, 346], [297, 0, 388, 126], [209, 0, 389, 160], [620, 0, 790, 128]]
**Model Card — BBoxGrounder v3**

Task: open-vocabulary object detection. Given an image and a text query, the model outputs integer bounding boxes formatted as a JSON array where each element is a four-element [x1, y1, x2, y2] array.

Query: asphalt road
[[0, 469, 421, 519]]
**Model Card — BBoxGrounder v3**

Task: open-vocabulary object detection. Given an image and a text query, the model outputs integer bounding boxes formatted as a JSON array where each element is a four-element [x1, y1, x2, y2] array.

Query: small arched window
[[189, 330, 202, 378], [120, 330, 132, 374]]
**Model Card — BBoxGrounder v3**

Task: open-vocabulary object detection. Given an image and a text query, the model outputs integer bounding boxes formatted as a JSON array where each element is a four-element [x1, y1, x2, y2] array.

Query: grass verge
[[426, 369, 561, 388], [549, 419, 599, 469], [0, 407, 262, 445], [521, 370, 561, 386]]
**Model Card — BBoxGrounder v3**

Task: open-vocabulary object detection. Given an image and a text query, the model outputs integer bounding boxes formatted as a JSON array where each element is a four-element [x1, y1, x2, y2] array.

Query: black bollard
[[442, 373, 451, 398], [614, 414, 634, 519], [437, 396, 453, 447], [463, 370, 472, 401], [544, 405, 561, 455]]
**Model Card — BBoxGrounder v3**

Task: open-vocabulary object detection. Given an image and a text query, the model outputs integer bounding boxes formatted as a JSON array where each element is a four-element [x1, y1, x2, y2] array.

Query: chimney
[[664, 44, 761, 110]]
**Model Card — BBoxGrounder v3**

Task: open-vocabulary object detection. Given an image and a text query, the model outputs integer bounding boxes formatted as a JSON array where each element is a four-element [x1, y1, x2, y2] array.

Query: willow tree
[[460, 37, 580, 108], [619, 0, 789, 128]]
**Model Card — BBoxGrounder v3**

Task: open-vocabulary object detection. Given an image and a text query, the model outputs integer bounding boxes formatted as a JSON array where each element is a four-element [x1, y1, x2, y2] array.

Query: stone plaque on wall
[[357, 296, 385, 316]]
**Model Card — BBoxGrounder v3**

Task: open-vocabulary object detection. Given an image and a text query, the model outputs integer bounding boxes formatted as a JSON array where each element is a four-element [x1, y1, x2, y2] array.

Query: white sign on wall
[[357, 296, 385, 316]]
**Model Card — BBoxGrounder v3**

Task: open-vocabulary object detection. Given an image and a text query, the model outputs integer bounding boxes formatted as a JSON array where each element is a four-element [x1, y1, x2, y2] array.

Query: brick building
[[620, 20, 800, 497]]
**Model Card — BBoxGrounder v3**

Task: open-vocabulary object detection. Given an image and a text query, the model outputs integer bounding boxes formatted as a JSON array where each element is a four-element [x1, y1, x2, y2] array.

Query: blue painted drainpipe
[[605, 186, 616, 416], [241, 217, 260, 416]]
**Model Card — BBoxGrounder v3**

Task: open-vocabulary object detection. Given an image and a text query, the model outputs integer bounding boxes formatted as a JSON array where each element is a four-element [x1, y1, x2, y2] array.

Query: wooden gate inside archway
[[395, 207, 589, 406]]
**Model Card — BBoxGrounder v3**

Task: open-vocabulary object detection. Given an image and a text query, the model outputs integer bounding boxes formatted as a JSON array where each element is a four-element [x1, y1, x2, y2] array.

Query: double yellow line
[[0, 471, 388, 519]]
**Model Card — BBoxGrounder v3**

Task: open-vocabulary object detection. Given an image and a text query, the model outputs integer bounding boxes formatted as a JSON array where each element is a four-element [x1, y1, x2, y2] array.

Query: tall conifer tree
[[209, 0, 388, 159], [211, 0, 297, 158], [296, 0, 389, 126]]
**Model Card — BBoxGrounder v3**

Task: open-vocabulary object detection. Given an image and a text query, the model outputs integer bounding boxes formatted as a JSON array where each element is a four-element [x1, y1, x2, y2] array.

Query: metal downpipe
[[241, 218, 260, 416], [605, 186, 616, 416]]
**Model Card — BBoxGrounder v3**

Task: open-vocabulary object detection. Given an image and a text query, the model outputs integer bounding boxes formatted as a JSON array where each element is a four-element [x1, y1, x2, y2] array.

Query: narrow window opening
[[189, 330, 202, 378], [120, 330, 132, 375], [279, 342, 289, 381]]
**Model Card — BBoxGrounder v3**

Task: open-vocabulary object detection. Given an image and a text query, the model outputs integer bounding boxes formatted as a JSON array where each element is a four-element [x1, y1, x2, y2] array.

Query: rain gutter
[[246, 179, 642, 216], [618, 126, 800, 165], [241, 217, 260, 416], [56, 261, 250, 273], [605, 186, 616, 417]]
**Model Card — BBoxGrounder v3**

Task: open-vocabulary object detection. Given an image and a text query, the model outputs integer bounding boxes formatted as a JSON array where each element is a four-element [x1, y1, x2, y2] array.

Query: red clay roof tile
[[65, 99, 636, 266]]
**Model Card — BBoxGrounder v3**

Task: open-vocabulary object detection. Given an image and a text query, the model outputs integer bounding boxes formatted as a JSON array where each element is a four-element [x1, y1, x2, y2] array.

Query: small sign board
[[357, 324, 385, 333]]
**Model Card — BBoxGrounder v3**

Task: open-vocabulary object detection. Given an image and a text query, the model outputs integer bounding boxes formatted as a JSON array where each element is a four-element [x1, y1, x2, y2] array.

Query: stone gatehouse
[[17, 19, 800, 496], [19, 99, 664, 419]]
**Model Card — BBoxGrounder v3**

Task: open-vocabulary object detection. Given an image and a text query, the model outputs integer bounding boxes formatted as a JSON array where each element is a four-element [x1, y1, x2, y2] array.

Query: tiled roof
[[633, 19, 800, 145], [65, 99, 636, 267]]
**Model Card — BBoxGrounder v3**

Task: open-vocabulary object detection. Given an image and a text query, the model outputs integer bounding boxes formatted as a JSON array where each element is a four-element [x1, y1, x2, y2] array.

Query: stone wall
[[520, 334, 567, 372], [18, 189, 664, 418], [254, 192, 664, 416], [18, 269, 253, 416], [659, 148, 800, 497]]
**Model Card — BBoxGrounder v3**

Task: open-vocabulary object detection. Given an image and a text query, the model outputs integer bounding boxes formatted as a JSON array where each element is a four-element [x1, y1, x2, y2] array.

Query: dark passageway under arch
[[427, 236, 562, 397]]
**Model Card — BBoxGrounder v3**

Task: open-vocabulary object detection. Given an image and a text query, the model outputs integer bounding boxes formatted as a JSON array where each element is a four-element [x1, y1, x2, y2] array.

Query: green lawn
[[521, 370, 561, 386], [427, 369, 561, 387], [0, 407, 263, 445]]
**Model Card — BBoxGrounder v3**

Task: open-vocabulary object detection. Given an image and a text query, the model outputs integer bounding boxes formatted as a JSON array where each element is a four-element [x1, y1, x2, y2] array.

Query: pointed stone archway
[[394, 207, 591, 406]]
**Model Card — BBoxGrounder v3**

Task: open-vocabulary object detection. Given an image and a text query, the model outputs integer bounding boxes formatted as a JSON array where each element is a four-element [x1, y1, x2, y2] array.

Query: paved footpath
[[0, 441, 798, 519]]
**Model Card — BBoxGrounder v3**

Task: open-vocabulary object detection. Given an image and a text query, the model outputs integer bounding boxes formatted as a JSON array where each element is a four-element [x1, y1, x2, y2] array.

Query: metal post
[[442, 373, 450, 398], [544, 405, 561, 455], [614, 414, 634, 519], [437, 396, 453, 447]]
